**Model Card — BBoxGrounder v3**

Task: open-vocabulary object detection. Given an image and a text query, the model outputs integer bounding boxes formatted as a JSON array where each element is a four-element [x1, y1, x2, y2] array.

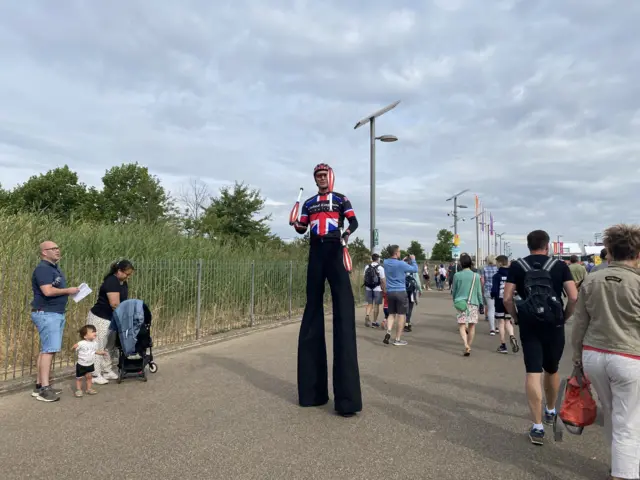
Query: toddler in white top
[[72, 325, 107, 397]]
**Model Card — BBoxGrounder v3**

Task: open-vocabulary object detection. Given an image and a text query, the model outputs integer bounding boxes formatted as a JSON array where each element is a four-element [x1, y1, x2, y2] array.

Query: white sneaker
[[93, 376, 109, 385], [103, 371, 119, 380]]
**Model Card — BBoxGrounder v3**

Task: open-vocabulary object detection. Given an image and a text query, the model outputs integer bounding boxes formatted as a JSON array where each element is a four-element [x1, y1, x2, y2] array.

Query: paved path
[[0, 291, 610, 480]]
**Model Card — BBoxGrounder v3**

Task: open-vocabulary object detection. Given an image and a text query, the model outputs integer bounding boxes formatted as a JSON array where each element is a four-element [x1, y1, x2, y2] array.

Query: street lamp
[[496, 232, 506, 255], [504, 241, 511, 257], [354, 100, 401, 253], [445, 189, 470, 237]]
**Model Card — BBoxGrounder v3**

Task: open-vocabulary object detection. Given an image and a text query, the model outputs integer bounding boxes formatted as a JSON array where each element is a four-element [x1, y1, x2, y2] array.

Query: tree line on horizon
[[0, 164, 442, 264]]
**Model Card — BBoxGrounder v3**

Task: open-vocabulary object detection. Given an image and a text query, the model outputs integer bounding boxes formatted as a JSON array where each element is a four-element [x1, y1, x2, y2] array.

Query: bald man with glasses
[[30, 241, 80, 402]]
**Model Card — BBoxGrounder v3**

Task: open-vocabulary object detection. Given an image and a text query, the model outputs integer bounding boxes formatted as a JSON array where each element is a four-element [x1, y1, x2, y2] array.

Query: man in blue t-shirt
[[381, 246, 418, 346], [30, 241, 79, 402]]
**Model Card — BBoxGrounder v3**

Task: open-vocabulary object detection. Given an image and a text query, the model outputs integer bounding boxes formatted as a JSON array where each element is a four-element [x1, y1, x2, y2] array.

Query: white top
[[363, 262, 385, 292], [439, 267, 447, 277], [76, 340, 98, 367]]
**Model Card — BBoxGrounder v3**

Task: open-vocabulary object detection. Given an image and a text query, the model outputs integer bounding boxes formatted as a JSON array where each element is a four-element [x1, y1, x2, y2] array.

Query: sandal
[[86, 388, 98, 395], [74, 390, 83, 398], [464, 347, 471, 357]]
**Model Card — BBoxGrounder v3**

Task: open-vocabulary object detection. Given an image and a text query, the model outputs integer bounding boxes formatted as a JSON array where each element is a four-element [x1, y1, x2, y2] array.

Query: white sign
[[72, 283, 93, 303]]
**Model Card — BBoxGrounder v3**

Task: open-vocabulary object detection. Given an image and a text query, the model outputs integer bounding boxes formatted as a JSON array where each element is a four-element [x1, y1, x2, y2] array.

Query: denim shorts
[[31, 311, 66, 353]]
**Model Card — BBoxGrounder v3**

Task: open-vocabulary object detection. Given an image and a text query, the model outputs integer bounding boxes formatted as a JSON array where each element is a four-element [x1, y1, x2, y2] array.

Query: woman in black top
[[86, 259, 134, 384]]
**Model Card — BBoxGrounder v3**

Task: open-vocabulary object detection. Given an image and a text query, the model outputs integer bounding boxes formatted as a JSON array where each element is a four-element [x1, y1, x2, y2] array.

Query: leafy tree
[[0, 183, 9, 209], [407, 240, 427, 261], [198, 181, 272, 242], [8, 166, 88, 221], [348, 237, 371, 266], [431, 229, 454, 261], [101, 163, 173, 223]]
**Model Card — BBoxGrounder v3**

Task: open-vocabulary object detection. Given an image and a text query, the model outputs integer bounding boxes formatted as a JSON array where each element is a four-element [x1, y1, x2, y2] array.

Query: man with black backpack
[[503, 230, 578, 446], [363, 254, 386, 328]]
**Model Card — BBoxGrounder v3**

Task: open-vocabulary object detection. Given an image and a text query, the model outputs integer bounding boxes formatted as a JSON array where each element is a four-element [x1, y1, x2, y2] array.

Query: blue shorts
[[31, 311, 66, 353], [365, 289, 383, 304]]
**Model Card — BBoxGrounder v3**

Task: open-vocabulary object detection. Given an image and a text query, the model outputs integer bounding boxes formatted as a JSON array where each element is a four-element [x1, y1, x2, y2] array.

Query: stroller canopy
[[111, 299, 151, 356]]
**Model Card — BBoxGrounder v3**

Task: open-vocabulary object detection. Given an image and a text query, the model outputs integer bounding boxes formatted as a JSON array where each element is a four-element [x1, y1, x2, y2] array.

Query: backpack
[[363, 264, 381, 289], [515, 257, 564, 324], [405, 274, 418, 296]]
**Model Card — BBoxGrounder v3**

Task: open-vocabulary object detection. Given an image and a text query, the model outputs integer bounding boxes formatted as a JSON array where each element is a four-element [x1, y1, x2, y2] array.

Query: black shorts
[[387, 292, 408, 315], [494, 299, 512, 320], [76, 363, 95, 378], [518, 321, 565, 374]]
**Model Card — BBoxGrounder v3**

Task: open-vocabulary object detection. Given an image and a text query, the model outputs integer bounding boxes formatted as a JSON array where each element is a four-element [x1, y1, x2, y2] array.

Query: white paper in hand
[[72, 283, 92, 303]]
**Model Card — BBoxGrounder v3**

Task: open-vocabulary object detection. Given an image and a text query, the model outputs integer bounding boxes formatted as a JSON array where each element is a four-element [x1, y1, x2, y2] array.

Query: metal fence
[[0, 258, 367, 382]]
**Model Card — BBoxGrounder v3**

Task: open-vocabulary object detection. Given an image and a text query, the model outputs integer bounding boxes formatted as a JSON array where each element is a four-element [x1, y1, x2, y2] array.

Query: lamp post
[[504, 241, 511, 258], [471, 208, 485, 267], [496, 232, 505, 256], [446, 189, 470, 237], [354, 100, 401, 253]]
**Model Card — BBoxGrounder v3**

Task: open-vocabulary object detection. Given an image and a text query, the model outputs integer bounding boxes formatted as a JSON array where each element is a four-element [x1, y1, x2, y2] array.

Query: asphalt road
[[0, 290, 610, 480]]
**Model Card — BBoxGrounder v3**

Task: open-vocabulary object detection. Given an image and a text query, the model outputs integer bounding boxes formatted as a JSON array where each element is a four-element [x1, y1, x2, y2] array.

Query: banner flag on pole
[[481, 205, 485, 232], [490, 213, 494, 235], [475, 194, 479, 216]]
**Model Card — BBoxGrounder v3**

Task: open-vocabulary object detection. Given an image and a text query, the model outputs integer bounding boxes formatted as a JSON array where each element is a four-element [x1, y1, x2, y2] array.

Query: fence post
[[288, 261, 293, 319], [250, 261, 255, 327], [195, 259, 203, 340]]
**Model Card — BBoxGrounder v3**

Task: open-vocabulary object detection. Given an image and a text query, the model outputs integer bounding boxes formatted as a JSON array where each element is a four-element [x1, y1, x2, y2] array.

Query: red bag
[[554, 366, 597, 441]]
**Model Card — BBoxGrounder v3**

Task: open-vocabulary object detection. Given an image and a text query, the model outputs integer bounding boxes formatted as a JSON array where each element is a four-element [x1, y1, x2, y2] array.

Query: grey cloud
[[1, 1, 639, 257]]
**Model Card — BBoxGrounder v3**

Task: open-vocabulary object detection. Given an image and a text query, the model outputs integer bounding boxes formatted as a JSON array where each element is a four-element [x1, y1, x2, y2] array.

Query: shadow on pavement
[[363, 373, 608, 480], [421, 372, 524, 407], [203, 355, 299, 405]]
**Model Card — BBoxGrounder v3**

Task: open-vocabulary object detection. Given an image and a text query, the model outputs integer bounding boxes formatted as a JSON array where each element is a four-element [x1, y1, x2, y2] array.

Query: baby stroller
[[110, 299, 158, 383]]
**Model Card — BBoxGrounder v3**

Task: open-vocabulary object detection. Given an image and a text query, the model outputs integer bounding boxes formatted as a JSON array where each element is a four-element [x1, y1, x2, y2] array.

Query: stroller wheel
[[149, 362, 158, 374]]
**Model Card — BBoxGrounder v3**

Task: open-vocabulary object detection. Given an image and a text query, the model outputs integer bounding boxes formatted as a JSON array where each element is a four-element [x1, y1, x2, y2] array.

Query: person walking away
[[481, 255, 499, 335], [404, 257, 419, 332], [438, 264, 447, 291], [571, 224, 640, 480], [363, 254, 385, 328], [590, 248, 609, 273], [423, 263, 431, 290], [491, 255, 520, 354], [87, 259, 134, 384], [381, 248, 418, 346], [448, 263, 456, 291], [30, 241, 80, 402], [503, 230, 578, 446], [568, 255, 587, 289], [381, 290, 389, 330], [72, 325, 107, 397], [452, 253, 484, 356], [292, 163, 362, 417]]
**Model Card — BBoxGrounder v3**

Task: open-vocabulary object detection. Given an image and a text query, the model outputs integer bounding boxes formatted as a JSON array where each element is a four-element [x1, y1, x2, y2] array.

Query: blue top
[[383, 258, 418, 292], [31, 260, 68, 313]]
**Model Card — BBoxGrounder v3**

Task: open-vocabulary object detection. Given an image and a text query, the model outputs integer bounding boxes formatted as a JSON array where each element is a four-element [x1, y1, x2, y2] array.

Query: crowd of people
[[361, 227, 638, 479]]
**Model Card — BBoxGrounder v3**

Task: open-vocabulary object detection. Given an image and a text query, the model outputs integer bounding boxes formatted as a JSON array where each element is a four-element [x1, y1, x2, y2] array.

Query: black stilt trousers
[[297, 239, 362, 414]]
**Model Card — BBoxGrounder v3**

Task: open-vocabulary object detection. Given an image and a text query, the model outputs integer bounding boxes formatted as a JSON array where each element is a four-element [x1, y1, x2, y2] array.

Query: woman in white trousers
[[87, 259, 135, 384], [571, 224, 640, 480]]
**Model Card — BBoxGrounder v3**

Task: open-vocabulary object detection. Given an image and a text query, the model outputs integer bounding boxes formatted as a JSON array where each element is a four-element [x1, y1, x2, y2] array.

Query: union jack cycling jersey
[[298, 192, 358, 241]]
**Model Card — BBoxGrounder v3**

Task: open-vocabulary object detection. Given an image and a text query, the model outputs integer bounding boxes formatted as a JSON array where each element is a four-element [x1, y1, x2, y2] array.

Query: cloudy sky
[[1, 0, 639, 258]]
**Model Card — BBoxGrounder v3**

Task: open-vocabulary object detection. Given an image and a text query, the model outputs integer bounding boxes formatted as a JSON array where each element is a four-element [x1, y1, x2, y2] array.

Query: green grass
[[0, 212, 367, 381]]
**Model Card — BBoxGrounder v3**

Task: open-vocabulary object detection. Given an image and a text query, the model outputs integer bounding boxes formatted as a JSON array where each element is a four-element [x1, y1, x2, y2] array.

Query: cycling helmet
[[313, 163, 330, 176]]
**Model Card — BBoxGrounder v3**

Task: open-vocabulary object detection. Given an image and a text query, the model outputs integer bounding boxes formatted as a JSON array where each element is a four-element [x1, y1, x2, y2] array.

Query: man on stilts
[[292, 163, 363, 417]]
